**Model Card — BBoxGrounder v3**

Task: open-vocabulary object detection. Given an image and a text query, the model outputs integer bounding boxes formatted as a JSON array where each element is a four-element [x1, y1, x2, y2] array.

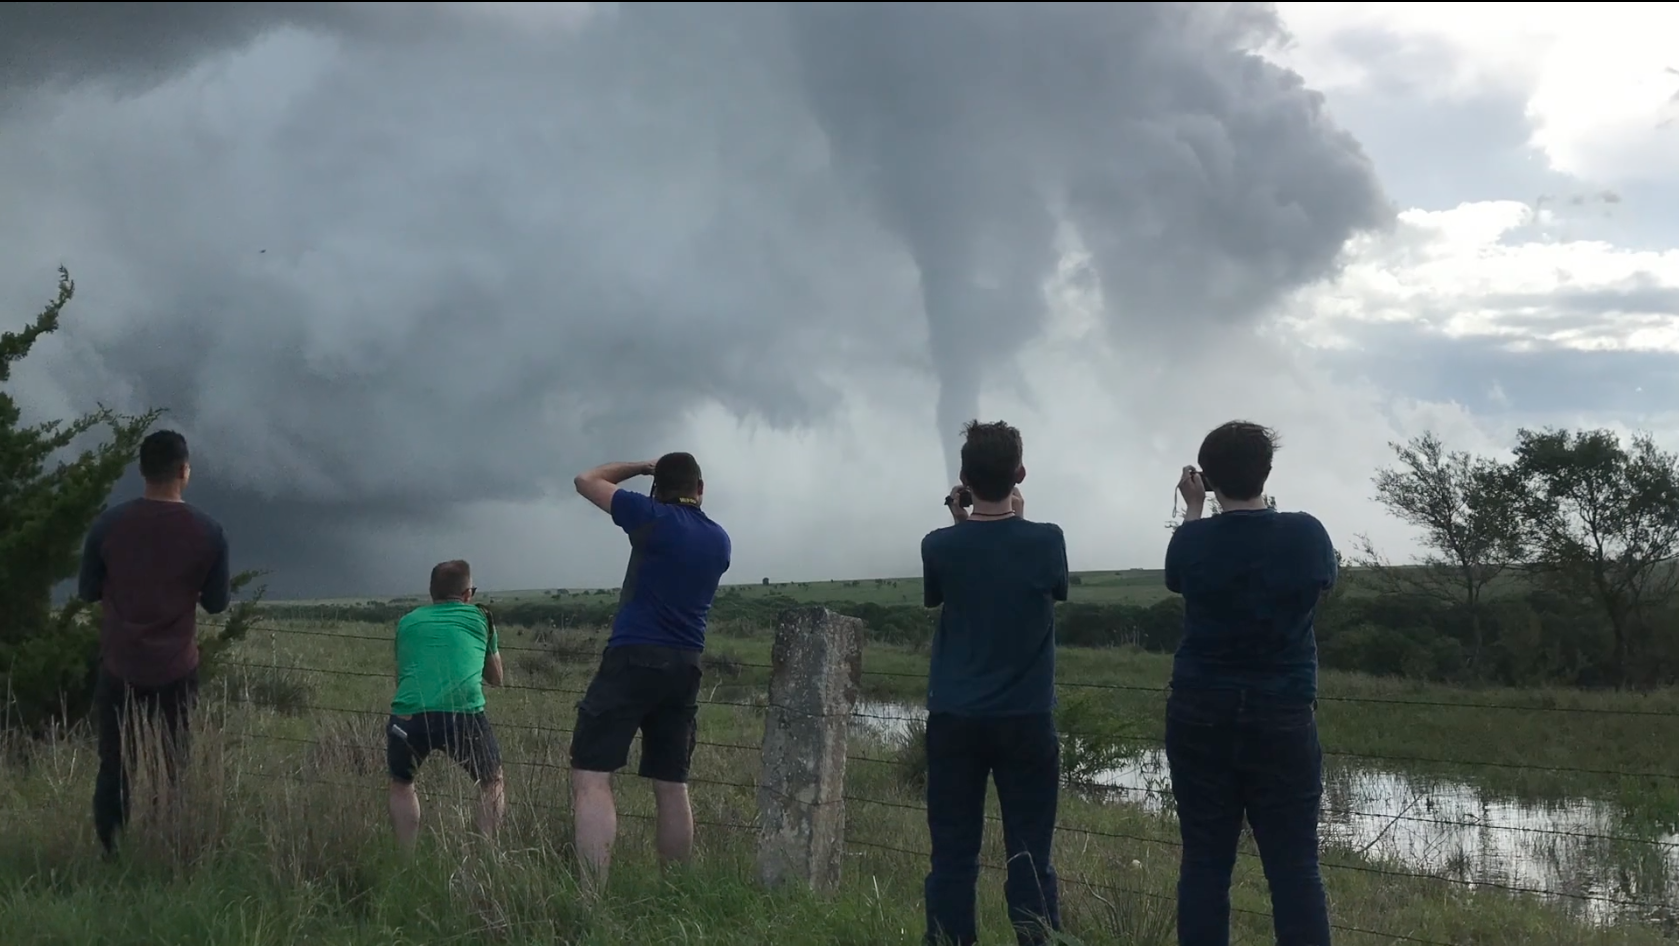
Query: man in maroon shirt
[[77, 429, 230, 854]]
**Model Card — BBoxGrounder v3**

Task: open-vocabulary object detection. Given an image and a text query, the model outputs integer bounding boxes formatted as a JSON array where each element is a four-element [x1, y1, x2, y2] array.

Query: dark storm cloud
[[1, 2, 1389, 594], [787, 2, 1391, 469], [1320, 324, 1679, 419], [0, 3, 363, 99]]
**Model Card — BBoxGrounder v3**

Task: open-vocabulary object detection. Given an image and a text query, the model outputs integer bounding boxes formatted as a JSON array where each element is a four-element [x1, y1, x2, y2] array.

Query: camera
[[942, 487, 974, 509]]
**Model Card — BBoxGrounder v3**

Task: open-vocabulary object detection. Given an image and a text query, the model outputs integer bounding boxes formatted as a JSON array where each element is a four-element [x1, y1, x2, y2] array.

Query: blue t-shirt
[[1165, 508, 1337, 702], [608, 489, 732, 652], [921, 517, 1069, 716]]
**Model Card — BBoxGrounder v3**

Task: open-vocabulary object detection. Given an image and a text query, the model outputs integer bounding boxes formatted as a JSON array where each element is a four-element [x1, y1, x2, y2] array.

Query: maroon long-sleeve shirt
[[77, 498, 231, 687]]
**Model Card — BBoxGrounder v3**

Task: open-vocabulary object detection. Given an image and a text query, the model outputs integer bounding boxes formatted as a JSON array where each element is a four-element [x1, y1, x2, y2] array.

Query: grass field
[[278, 561, 1546, 611], [289, 568, 1182, 609], [3, 617, 1678, 945]]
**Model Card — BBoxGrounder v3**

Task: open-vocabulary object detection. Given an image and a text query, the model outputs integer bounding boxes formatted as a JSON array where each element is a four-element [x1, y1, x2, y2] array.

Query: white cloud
[[1283, 200, 1679, 351], [1272, 2, 1679, 182]]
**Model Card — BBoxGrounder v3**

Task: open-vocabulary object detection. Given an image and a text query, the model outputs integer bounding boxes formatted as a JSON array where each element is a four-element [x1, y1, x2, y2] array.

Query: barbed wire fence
[[14, 609, 1679, 946]]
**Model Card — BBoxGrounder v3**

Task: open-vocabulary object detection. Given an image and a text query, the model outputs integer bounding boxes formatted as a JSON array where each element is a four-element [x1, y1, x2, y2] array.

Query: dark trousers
[[94, 667, 198, 852], [924, 711, 1061, 946], [1165, 687, 1330, 946]]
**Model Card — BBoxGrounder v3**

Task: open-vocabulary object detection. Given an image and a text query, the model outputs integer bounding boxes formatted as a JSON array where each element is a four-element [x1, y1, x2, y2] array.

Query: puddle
[[850, 700, 1679, 931]]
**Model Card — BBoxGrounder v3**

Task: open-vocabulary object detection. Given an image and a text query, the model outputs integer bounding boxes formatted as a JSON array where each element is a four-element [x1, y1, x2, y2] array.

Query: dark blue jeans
[[1164, 687, 1330, 946], [924, 711, 1061, 946]]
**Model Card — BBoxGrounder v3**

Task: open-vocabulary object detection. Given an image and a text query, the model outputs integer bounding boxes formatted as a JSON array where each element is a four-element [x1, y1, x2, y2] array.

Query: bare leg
[[476, 771, 506, 839], [389, 780, 421, 851], [651, 779, 694, 866], [572, 769, 616, 891]]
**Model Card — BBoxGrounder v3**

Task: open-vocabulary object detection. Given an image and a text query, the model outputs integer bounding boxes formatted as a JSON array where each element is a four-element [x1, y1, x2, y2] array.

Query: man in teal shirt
[[386, 559, 506, 849]]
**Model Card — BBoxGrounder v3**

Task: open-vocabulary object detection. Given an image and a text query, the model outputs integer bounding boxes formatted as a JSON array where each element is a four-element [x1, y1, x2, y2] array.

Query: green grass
[[280, 562, 1538, 611], [281, 568, 1181, 609], [2, 619, 1676, 945]]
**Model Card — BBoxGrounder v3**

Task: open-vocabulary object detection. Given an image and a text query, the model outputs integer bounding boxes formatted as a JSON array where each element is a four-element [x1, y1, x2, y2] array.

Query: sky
[[3, 2, 1678, 599]]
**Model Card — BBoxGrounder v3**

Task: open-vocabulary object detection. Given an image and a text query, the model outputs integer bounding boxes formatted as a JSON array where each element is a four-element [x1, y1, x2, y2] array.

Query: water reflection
[[850, 699, 1679, 931]]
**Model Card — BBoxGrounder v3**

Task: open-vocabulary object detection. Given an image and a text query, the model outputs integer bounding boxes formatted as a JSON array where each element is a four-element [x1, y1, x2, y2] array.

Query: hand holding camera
[[1178, 466, 1210, 504], [943, 485, 972, 523]]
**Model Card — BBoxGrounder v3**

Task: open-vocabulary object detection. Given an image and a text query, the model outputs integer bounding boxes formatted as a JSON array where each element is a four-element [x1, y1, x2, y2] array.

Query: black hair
[[652, 452, 702, 503], [139, 429, 190, 484], [1197, 421, 1278, 501]]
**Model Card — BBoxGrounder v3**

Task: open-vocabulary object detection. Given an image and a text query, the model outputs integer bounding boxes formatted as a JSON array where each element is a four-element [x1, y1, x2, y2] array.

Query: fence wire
[[66, 616, 1679, 945]]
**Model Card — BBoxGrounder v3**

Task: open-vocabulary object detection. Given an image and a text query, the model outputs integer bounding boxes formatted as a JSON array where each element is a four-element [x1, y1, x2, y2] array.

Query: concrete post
[[755, 606, 865, 894]]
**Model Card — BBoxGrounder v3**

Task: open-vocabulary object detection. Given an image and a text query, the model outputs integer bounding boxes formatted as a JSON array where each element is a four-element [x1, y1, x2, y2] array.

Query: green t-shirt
[[391, 601, 499, 715]]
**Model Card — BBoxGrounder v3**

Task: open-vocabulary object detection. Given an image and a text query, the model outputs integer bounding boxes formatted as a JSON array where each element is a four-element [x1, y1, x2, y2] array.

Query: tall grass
[[1, 622, 1676, 944]]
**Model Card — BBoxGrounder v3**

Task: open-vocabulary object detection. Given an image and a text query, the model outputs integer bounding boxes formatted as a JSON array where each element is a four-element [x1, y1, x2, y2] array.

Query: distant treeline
[[263, 577, 1679, 690]]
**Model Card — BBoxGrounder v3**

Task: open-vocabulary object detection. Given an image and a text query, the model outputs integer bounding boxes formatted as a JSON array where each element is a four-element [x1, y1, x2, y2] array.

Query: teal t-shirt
[[392, 601, 499, 715]]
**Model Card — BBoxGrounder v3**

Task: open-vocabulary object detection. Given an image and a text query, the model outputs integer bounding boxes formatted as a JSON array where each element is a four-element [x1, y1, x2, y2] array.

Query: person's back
[[384, 561, 505, 850], [82, 498, 230, 688], [568, 452, 731, 890], [76, 429, 229, 854], [1164, 421, 1335, 946], [607, 490, 732, 652], [920, 420, 1067, 946], [393, 600, 497, 715], [1166, 508, 1335, 700], [923, 517, 1067, 716]]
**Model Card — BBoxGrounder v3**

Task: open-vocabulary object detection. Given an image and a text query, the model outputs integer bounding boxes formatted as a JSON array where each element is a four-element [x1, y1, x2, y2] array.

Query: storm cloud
[[0, 2, 1389, 595]]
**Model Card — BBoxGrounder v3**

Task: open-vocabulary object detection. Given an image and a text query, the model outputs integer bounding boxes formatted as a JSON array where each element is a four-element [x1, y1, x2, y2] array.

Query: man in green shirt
[[386, 559, 506, 850]]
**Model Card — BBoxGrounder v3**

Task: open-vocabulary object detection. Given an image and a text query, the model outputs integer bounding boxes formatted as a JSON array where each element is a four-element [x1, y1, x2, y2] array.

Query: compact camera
[[941, 487, 974, 509]]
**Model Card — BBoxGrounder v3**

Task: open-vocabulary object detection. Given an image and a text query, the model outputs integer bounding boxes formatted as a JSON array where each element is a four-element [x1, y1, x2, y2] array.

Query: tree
[[1513, 427, 1679, 689], [1355, 432, 1526, 668], [0, 268, 161, 728], [0, 268, 265, 730]]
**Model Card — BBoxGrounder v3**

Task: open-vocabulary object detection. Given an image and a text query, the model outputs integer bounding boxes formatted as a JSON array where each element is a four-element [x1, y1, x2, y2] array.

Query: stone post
[[755, 606, 865, 894]]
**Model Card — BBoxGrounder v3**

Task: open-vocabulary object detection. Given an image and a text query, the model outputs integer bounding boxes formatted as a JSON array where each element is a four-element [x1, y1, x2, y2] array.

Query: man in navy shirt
[[570, 452, 731, 887], [920, 420, 1068, 946], [1165, 420, 1337, 946], [77, 429, 231, 855]]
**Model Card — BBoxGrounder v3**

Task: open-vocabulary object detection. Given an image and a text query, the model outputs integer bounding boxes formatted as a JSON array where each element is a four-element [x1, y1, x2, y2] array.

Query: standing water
[[850, 699, 1679, 932]]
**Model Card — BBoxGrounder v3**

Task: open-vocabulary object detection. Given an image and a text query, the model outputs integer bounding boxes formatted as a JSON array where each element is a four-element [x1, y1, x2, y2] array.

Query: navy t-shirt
[[921, 517, 1069, 716], [1165, 508, 1337, 702], [608, 489, 732, 652]]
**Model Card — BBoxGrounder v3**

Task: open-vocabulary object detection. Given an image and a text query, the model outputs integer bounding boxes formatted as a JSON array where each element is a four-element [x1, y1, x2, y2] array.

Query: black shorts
[[569, 644, 703, 783], [386, 711, 502, 784]]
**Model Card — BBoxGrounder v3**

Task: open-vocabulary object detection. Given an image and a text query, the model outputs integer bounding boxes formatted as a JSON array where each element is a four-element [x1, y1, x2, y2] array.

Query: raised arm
[[1164, 527, 1186, 595], [921, 534, 944, 609], [1050, 525, 1070, 603], [574, 460, 657, 514], [77, 513, 110, 603], [200, 521, 232, 614], [479, 606, 504, 687]]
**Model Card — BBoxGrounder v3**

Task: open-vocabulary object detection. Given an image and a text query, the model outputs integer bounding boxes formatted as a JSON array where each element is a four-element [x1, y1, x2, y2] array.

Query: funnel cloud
[[0, 2, 1389, 595]]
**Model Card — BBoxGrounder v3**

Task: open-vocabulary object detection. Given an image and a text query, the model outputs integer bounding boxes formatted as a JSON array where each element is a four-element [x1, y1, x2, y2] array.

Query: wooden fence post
[[755, 606, 865, 894]]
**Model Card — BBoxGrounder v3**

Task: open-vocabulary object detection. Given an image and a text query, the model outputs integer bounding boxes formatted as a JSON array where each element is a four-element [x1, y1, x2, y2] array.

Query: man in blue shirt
[[570, 452, 731, 888], [920, 420, 1068, 946], [1165, 420, 1337, 946]]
